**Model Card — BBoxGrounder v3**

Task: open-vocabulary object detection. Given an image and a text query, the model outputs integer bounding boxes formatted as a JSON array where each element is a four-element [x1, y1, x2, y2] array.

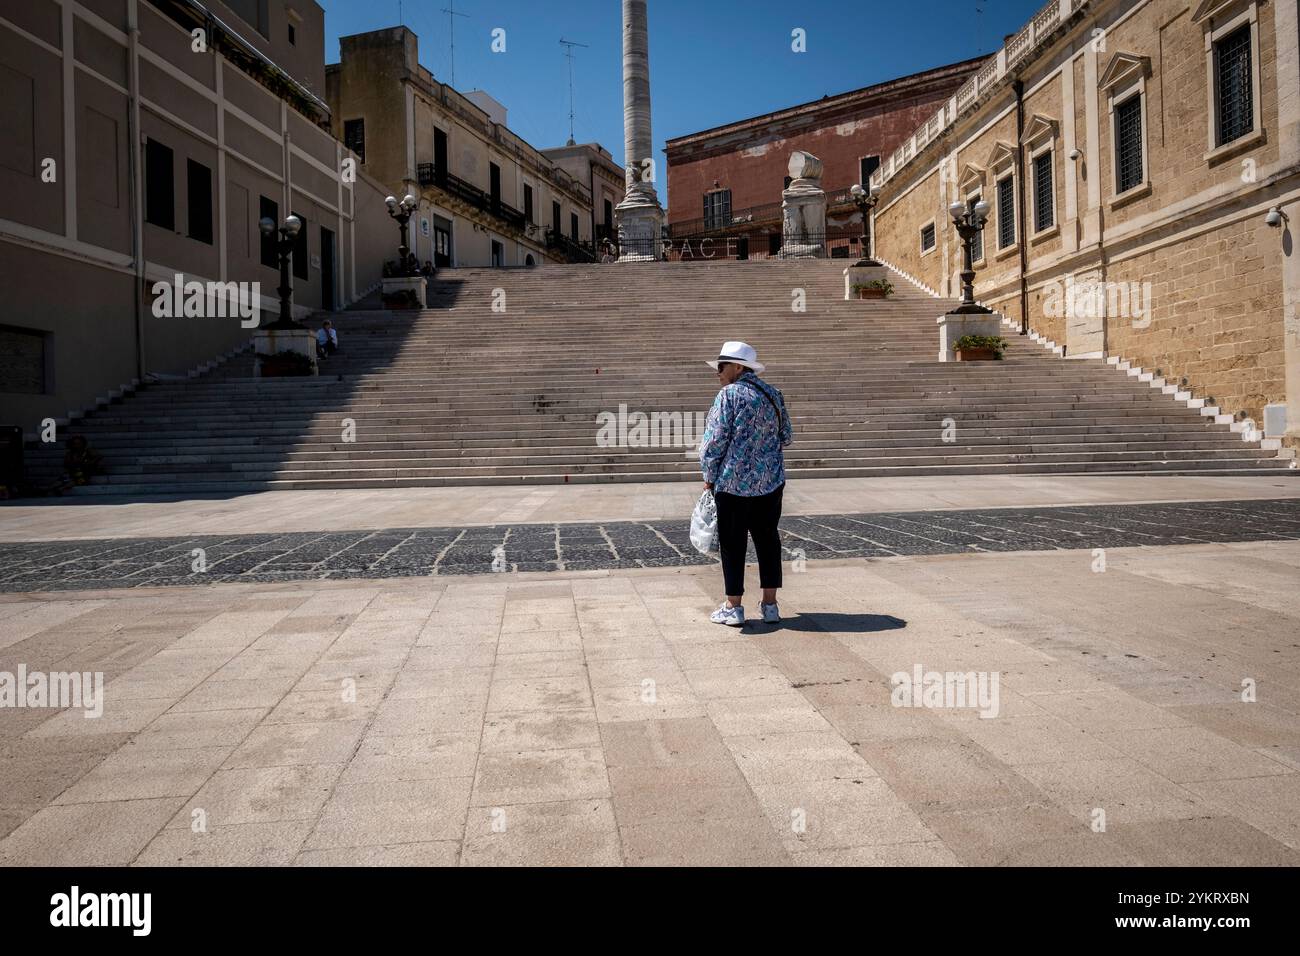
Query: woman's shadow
[[753, 612, 906, 633]]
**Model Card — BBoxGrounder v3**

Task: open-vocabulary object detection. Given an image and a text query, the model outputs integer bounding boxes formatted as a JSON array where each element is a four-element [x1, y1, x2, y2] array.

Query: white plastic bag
[[690, 490, 718, 555]]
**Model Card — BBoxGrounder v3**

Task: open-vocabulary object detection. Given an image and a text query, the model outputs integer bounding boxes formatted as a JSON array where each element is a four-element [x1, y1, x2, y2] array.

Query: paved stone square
[[1, 536, 1297, 866], [3, 497, 1300, 591]]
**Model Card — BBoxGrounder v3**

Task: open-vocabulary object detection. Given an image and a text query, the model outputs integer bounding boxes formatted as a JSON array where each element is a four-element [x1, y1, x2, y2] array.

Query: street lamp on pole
[[385, 193, 419, 277], [849, 183, 879, 266], [947, 198, 993, 314], [257, 214, 304, 329]]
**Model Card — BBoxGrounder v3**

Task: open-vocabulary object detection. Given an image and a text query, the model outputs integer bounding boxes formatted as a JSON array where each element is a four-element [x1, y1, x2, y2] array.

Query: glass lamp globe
[[283, 215, 302, 236]]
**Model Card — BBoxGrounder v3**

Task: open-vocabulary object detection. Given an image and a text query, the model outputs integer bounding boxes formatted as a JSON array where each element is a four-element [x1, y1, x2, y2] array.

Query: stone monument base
[[616, 201, 664, 262], [253, 328, 318, 378], [937, 309, 1002, 362], [382, 277, 427, 309]]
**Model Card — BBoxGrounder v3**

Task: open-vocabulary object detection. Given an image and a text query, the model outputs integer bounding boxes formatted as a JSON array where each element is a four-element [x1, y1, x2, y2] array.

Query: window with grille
[[920, 222, 936, 252], [969, 194, 984, 261], [996, 175, 1015, 249], [1214, 25, 1253, 146], [703, 189, 731, 229], [1115, 95, 1143, 193], [1033, 153, 1054, 232], [344, 119, 365, 164]]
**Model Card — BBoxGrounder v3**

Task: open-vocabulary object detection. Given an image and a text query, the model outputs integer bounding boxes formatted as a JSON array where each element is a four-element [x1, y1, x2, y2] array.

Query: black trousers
[[715, 483, 784, 598]]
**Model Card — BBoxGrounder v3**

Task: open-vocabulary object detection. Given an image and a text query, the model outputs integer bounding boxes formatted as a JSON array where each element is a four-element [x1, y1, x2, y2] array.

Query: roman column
[[614, 0, 664, 261]]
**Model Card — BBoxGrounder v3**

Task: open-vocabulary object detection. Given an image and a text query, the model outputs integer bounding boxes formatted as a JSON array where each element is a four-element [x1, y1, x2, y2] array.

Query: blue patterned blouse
[[700, 371, 793, 496]]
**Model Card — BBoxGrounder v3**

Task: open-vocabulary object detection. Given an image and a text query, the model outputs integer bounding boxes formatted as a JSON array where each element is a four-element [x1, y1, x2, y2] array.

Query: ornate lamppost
[[849, 183, 879, 266], [947, 198, 993, 314], [257, 214, 304, 329], [385, 194, 419, 277]]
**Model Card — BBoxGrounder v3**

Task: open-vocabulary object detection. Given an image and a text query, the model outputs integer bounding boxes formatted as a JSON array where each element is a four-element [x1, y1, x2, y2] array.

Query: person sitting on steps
[[316, 319, 338, 358]]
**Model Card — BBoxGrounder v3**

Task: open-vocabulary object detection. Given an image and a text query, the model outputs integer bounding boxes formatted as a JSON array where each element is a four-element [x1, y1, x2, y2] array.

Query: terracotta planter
[[954, 347, 1000, 361], [856, 288, 888, 300]]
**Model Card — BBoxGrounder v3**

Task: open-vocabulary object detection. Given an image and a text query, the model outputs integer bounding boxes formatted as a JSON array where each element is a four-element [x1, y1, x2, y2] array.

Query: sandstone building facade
[[326, 27, 623, 268], [871, 0, 1300, 448]]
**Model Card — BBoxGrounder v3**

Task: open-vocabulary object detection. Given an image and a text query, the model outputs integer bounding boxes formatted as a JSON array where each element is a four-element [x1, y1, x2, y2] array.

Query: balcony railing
[[545, 229, 598, 263], [417, 163, 528, 233]]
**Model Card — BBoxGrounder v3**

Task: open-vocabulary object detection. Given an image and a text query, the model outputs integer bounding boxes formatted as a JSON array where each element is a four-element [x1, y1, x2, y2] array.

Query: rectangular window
[[969, 194, 984, 262], [996, 175, 1015, 249], [288, 23, 295, 45], [144, 138, 174, 230], [570, 212, 579, 242], [344, 118, 365, 164], [1214, 24, 1253, 146], [186, 158, 213, 244], [859, 155, 880, 185], [523, 183, 534, 223], [1033, 154, 1054, 233], [703, 189, 731, 229], [292, 212, 308, 280], [259, 195, 278, 268], [920, 222, 936, 252], [1115, 95, 1144, 193], [551, 200, 561, 236]]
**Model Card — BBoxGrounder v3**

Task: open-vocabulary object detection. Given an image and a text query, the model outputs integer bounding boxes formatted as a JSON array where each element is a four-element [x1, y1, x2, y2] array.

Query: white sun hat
[[706, 341, 765, 374]]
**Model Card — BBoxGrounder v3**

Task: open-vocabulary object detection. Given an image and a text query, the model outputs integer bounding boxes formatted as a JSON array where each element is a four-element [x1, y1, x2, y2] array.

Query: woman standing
[[699, 341, 793, 626]]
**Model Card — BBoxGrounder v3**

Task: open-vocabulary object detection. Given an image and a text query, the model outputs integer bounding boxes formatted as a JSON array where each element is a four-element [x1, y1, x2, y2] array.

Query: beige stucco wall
[[0, 0, 390, 435]]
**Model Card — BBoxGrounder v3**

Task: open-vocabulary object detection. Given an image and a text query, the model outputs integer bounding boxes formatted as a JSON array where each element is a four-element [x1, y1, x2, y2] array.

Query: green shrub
[[952, 334, 1007, 358]]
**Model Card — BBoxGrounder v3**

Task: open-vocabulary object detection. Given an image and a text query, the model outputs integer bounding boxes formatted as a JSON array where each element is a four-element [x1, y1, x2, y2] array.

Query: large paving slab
[[1, 538, 1297, 866]]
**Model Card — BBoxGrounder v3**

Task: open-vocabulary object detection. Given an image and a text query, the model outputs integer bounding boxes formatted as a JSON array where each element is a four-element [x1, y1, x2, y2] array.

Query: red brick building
[[665, 57, 984, 232]]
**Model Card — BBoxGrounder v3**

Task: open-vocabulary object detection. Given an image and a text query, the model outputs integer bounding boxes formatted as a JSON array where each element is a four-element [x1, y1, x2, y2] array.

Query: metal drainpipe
[[127, 7, 146, 381], [1013, 78, 1029, 336]]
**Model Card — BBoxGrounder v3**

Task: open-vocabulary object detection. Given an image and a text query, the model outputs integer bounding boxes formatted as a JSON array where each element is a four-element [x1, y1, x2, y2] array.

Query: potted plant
[[258, 349, 316, 377], [852, 278, 894, 300], [952, 334, 1007, 361]]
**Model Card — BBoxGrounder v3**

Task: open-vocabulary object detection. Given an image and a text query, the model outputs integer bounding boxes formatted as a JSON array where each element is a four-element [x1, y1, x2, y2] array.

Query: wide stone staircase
[[28, 259, 1291, 495]]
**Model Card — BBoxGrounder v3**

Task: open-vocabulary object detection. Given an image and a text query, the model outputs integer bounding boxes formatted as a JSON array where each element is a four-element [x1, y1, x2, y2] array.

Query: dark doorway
[[489, 162, 501, 214], [433, 216, 452, 267], [320, 226, 335, 311]]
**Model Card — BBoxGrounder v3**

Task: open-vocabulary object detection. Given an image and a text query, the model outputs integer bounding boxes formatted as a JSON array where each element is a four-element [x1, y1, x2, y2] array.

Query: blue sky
[[318, 0, 1046, 211]]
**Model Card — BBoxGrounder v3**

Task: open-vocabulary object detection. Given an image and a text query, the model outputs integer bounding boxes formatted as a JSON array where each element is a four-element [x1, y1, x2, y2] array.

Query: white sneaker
[[710, 602, 745, 627], [760, 602, 781, 624]]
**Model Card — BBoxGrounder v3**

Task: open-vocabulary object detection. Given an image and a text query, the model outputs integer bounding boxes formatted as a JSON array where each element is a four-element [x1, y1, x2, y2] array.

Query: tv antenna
[[442, 1, 470, 86], [559, 38, 588, 146]]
